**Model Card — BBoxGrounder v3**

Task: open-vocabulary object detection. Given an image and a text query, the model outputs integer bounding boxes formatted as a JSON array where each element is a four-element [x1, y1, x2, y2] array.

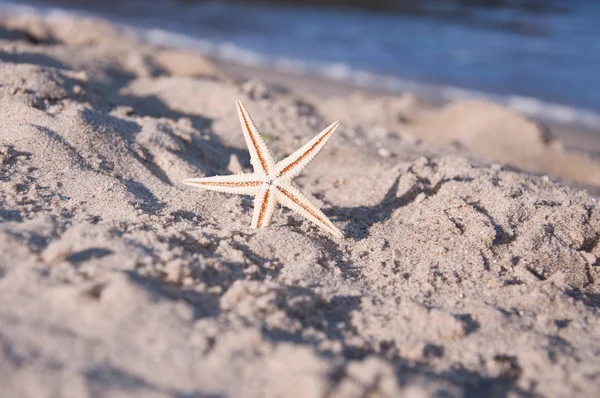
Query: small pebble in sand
[[227, 154, 244, 174], [378, 148, 391, 158]]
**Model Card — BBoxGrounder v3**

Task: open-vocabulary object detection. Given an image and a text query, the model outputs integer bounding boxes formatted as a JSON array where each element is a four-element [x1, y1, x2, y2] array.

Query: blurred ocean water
[[2, 0, 599, 128]]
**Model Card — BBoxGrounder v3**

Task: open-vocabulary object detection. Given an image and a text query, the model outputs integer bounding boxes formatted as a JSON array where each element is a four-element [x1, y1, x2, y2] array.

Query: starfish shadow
[[330, 175, 456, 241]]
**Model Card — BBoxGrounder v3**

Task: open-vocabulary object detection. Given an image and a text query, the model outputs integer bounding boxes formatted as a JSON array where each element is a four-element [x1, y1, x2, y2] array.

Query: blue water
[[2, 0, 600, 127]]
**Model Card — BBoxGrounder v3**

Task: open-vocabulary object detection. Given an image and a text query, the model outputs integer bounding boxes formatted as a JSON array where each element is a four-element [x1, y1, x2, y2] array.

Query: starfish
[[183, 100, 343, 238]]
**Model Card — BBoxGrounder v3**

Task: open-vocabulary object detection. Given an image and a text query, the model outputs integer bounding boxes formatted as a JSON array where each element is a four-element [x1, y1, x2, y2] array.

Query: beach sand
[[1, 13, 600, 398]]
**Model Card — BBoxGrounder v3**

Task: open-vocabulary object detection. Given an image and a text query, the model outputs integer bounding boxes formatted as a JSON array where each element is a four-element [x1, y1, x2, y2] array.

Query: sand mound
[[411, 100, 600, 186], [324, 95, 600, 190], [1, 13, 600, 398]]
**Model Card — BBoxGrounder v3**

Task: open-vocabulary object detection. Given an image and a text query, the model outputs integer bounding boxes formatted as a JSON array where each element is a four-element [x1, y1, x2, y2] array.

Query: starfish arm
[[276, 121, 340, 180], [236, 100, 277, 180], [183, 173, 263, 195], [251, 186, 277, 229], [275, 182, 343, 238]]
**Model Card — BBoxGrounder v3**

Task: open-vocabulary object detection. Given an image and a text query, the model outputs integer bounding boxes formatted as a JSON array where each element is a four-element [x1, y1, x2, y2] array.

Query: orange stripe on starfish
[[256, 188, 271, 228], [278, 122, 338, 177], [194, 181, 262, 187], [237, 101, 270, 176], [276, 186, 334, 229]]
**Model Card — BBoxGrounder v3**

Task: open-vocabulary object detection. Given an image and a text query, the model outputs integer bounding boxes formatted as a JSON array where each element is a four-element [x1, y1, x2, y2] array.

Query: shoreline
[[218, 59, 600, 155]]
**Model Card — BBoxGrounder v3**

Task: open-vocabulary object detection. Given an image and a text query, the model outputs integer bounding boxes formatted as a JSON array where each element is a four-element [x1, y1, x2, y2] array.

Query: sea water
[[2, 0, 599, 128]]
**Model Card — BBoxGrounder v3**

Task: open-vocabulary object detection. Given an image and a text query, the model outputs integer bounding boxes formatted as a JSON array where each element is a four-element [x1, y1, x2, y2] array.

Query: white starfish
[[183, 100, 343, 238]]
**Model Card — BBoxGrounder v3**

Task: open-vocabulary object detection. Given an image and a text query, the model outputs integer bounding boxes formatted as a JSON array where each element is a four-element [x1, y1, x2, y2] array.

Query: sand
[[1, 12, 600, 398]]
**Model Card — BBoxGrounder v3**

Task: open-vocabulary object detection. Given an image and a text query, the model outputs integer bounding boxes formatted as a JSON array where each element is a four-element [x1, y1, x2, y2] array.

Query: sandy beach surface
[[1, 13, 600, 398]]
